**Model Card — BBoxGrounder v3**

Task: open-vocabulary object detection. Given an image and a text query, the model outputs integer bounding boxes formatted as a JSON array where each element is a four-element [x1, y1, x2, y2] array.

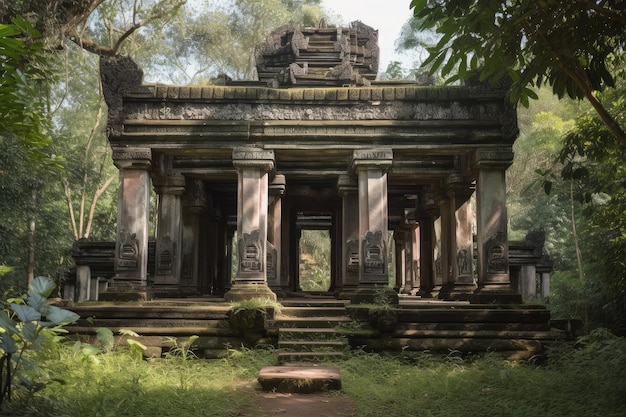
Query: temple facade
[[95, 22, 524, 304]]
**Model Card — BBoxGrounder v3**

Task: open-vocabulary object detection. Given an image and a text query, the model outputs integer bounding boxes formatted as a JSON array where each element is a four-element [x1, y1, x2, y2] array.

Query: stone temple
[[71, 21, 549, 306]]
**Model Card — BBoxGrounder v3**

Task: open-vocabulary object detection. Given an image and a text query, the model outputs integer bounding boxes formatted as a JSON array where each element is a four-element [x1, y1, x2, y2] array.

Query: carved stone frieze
[[156, 236, 175, 275], [117, 230, 139, 271], [362, 230, 386, 276], [239, 230, 263, 273], [100, 56, 149, 137], [485, 231, 508, 274], [124, 101, 503, 123]]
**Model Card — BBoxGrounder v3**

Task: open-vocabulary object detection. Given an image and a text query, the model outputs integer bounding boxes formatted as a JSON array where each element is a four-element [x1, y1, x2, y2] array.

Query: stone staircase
[[270, 299, 350, 365]]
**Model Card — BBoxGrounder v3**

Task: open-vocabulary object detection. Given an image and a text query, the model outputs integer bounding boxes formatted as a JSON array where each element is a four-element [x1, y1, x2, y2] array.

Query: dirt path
[[253, 391, 358, 417]]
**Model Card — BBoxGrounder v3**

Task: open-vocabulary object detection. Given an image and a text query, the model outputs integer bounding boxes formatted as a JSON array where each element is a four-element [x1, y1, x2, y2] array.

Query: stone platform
[[258, 366, 341, 393]]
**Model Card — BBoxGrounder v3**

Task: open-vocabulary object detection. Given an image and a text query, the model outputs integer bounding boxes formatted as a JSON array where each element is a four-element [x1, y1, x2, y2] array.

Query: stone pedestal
[[472, 148, 520, 303], [350, 149, 397, 305], [103, 147, 152, 301], [225, 148, 277, 302]]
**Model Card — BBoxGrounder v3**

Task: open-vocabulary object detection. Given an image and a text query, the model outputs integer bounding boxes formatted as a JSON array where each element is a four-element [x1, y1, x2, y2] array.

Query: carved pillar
[[434, 188, 452, 298], [440, 176, 476, 300], [153, 169, 186, 291], [416, 187, 436, 298], [404, 218, 419, 294], [105, 147, 152, 300], [351, 149, 397, 304], [337, 175, 359, 299], [181, 179, 207, 294], [472, 148, 520, 303], [268, 174, 286, 296], [393, 229, 405, 293], [540, 271, 550, 302], [224, 148, 277, 302]]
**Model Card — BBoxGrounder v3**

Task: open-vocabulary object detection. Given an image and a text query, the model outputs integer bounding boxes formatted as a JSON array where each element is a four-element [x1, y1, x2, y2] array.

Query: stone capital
[[337, 174, 358, 194], [351, 148, 393, 172], [155, 174, 186, 195], [472, 147, 514, 170], [233, 148, 275, 172], [112, 147, 152, 170], [269, 174, 286, 196]]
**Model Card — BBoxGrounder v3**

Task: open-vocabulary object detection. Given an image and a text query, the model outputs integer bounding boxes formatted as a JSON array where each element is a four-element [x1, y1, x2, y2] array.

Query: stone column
[[104, 147, 152, 301], [519, 265, 537, 301], [180, 179, 207, 295], [393, 229, 406, 293], [405, 219, 419, 294], [540, 271, 551, 302], [351, 149, 397, 304], [337, 175, 359, 299], [472, 148, 520, 303], [439, 179, 476, 300], [224, 148, 277, 302], [153, 173, 186, 292], [434, 189, 451, 297], [415, 187, 436, 298], [268, 174, 286, 297]]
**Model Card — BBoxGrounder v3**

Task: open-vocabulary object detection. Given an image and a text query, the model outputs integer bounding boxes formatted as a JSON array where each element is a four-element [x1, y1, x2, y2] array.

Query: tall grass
[[3, 331, 625, 417]]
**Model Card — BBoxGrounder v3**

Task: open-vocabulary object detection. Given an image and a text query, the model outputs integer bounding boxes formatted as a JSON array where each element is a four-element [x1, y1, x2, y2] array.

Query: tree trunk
[[27, 188, 38, 284]]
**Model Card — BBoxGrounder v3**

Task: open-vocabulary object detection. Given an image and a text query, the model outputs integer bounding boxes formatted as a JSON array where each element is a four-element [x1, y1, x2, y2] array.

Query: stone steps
[[275, 302, 350, 366]]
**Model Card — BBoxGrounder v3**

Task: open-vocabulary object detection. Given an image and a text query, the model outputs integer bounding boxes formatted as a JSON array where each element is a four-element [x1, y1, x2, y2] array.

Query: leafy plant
[[0, 276, 79, 404], [164, 335, 199, 362]]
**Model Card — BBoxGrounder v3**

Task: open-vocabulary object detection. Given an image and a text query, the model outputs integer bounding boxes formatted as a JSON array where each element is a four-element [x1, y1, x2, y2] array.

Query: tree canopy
[[410, 0, 626, 145]]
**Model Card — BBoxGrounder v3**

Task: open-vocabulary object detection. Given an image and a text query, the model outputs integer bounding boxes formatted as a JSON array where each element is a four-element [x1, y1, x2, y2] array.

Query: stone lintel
[[112, 147, 152, 170], [472, 147, 514, 170]]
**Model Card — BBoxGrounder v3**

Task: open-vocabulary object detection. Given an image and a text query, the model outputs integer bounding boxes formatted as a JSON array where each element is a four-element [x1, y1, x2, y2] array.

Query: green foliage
[[0, 16, 57, 164], [299, 229, 331, 291], [164, 335, 199, 362], [410, 0, 626, 142], [0, 276, 79, 405]]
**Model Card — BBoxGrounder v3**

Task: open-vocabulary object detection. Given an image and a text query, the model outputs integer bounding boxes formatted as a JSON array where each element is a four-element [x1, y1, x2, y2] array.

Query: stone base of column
[[350, 286, 399, 305], [269, 286, 288, 299], [438, 282, 477, 301], [336, 285, 358, 300], [99, 280, 151, 302], [429, 285, 442, 299], [224, 283, 277, 302], [414, 287, 435, 298], [471, 284, 521, 304]]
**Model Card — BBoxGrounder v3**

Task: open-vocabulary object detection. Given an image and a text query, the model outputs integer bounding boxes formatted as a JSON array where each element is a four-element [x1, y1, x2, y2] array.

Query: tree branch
[[84, 174, 116, 238]]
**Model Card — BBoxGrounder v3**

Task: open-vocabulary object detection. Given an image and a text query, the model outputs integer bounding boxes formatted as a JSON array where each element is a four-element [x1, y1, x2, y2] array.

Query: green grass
[[3, 332, 626, 417]]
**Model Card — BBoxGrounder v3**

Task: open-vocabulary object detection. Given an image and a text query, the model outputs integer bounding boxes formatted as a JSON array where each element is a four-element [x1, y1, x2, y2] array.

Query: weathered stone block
[[383, 88, 395, 101], [258, 366, 341, 393]]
